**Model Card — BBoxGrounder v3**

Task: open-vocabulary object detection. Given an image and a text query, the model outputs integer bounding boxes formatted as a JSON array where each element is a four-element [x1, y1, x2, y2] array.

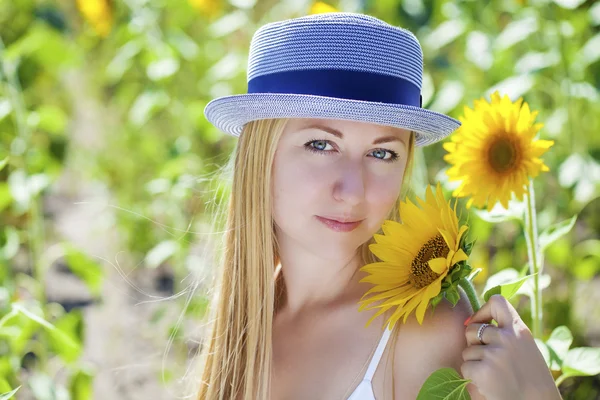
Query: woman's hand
[[461, 294, 562, 400]]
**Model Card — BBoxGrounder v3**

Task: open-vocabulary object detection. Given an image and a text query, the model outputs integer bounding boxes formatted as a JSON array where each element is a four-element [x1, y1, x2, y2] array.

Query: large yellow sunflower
[[358, 184, 470, 328], [444, 91, 554, 211]]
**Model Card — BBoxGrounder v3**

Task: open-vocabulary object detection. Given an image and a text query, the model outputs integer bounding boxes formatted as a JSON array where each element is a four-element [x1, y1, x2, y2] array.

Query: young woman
[[193, 12, 561, 400]]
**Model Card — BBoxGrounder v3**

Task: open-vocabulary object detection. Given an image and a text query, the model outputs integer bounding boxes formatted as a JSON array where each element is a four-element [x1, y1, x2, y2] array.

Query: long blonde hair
[[194, 118, 415, 399]]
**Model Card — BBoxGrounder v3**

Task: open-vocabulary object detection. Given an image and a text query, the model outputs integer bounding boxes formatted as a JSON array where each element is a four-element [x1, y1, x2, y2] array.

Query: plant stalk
[[459, 277, 481, 313], [524, 179, 543, 339]]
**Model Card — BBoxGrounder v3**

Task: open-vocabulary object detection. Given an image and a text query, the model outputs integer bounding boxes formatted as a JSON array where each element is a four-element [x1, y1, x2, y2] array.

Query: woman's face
[[271, 118, 412, 261]]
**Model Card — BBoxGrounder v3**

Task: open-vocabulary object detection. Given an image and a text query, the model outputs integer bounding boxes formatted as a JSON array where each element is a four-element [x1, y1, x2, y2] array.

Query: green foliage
[[416, 368, 472, 400], [0, 386, 21, 400], [0, 0, 599, 398], [536, 326, 600, 387], [483, 273, 535, 302]]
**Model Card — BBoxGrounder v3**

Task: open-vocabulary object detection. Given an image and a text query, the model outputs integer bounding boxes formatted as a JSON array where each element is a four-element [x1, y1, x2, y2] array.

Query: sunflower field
[[1, 0, 599, 399]]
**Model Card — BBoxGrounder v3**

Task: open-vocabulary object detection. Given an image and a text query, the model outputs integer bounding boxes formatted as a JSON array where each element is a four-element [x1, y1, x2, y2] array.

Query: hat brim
[[204, 93, 460, 147]]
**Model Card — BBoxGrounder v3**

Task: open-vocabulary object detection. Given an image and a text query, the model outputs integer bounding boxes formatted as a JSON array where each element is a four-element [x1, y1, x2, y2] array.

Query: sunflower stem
[[524, 179, 543, 340], [458, 277, 480, 312]]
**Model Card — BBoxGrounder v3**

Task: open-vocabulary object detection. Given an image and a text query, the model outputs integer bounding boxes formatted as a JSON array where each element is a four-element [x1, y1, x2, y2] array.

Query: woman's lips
[[316, 216, 363, 232]]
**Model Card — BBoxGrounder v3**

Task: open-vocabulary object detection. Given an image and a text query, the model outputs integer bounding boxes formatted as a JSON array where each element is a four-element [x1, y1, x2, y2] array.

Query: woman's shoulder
[[389, 289, 474, 396], [393, 287, 473, 337]]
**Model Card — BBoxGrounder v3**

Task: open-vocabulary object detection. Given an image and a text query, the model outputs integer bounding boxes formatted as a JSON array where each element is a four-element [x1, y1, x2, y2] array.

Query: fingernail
[[464, 316, 472, 326]]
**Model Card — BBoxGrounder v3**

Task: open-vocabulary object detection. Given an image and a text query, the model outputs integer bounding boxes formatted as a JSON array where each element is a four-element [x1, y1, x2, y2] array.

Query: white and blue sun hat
[[204, 12, 461, 147]]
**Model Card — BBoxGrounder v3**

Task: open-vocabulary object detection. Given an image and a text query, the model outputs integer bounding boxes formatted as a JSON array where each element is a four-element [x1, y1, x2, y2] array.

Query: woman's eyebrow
[[302, 124, 405, 146]]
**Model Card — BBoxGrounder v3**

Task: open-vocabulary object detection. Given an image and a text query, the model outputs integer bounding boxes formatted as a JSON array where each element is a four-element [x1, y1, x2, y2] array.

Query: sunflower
[[443, 91, 554, 211], [188, 0, 222, 18], [358, 184, 470, 328], [309, 2, 339, 14], [76, 0, 113, 37]]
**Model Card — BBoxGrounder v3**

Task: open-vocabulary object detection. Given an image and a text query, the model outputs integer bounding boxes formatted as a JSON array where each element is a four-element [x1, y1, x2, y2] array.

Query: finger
[[467, 294, 521, 329], [465, 322, 500, 346], [461, 361, 488, 399], [462, 344, 486, 361], [460, 360, 481, 383]]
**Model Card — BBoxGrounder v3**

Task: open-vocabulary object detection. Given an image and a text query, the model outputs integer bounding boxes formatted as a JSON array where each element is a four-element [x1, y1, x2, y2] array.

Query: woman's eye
[[369, 148, 399, 162], [308, 140, 332, 151], [372, 149, 390, 160]]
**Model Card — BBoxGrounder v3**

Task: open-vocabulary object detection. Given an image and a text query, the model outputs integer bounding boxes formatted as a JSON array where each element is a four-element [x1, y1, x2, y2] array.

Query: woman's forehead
[[283, 118, 411, 141]]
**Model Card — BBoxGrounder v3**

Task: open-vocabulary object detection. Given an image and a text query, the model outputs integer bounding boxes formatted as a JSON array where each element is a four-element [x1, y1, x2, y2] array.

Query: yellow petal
[[401, 291, 425, 324], [451, 248, 469, 265], [364, 305, 393, 328], [428, 257, 448, 275], [359, 284, 413, 305], [369, 244, 410, 263], [415, 278, 442, 324], [438, 228, 456, 251]]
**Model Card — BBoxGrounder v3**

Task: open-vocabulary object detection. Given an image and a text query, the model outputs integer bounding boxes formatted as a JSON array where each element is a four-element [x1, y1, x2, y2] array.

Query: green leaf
[[546, 326, 573, 370], [69, 367, 95, 400], [0, 226, 20, 261], [12, 303, 80, 361], [473, 200, 525, 223], [483, 274, 535, 302], [145, 240, 180, 269], [63, 244, 104, 297], [445, 287, 460, 306], [416, 367, 471, 400], [462, 240, 476, 256], [48, 310, 83, 364], [34, 105, 68, 135], [147, 57, 180, 81], [561, 347, 600, 379], [0, 386, 21, 400], [535, 339, 551, 369], [0, 379, 11, 393], [467, 268, 482, 282], [128, 90, 170, 127], [430, 292, 444, 309], [0, 158, 7, 172], [518, 272, 551, 298], [27, 373, 69, 400], [0, 100, 12, 122], [539, 215, 577, 252], [573, 257, 600, 281], [483, 268, 520, 294], [553, 0, 587, 10], [0, 183, 12, 212], [7, 170, 51, 213]]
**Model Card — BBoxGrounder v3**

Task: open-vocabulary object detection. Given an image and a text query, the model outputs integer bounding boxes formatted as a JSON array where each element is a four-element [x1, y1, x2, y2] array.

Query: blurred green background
[[0, 0, 599, 399]]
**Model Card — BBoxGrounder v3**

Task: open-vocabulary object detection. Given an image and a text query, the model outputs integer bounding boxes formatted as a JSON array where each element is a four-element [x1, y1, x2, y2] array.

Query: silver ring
[[477, 323, 489, 345]]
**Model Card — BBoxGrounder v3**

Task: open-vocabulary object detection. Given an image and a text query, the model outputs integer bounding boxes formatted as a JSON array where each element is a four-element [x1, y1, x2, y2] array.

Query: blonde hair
[[193, 118, 415, 400]]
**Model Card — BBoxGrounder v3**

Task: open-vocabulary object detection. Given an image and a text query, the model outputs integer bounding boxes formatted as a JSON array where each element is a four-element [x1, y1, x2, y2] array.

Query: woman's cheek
[[370, 177, 402, 217]]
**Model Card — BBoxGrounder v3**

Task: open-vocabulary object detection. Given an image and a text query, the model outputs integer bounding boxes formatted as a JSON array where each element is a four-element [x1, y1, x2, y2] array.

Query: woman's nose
[[332, 160, 365, 206]]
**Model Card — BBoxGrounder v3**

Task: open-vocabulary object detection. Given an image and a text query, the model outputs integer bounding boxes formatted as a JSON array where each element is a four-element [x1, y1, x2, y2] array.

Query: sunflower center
[[409, 235, 449, 289], [487, 136, 521, 174]]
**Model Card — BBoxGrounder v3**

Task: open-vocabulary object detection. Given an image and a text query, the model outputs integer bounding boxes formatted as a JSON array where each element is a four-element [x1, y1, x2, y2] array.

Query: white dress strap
[[363, 325, 393, 382]]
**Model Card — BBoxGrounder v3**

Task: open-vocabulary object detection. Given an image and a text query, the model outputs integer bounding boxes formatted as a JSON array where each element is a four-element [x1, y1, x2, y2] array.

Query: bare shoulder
[[391, 288, 474, 398]]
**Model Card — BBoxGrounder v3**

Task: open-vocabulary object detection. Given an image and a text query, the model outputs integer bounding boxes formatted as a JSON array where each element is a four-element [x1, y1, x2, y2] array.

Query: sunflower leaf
[[416, 367, 471, 400], [539, 215, 577, 253], [431, 292, 444, 308], [0, 386, 21, 400], [474, 201, 525, 223], [561, 347, 600, 379], [483, 273, 536, 302], [467, 268, 482, 282], [445, 287, 461, 306], [462, 239, 476, 256]]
